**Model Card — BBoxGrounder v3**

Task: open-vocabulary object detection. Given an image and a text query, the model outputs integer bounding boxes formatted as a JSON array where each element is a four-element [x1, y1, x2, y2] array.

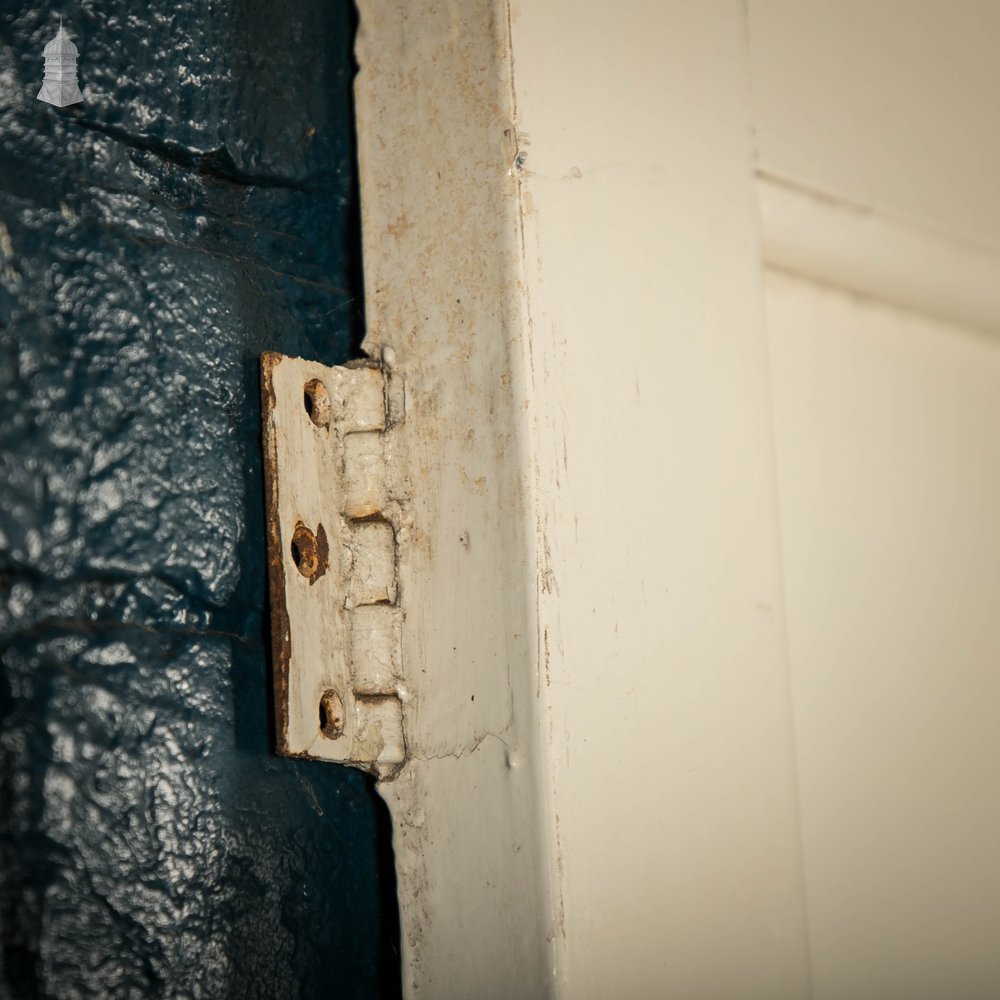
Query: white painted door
[[353, 2, 1000, 996]]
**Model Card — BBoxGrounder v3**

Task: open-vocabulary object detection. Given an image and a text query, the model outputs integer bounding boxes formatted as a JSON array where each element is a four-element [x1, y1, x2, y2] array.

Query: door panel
[[767, 270, 1000, 999]]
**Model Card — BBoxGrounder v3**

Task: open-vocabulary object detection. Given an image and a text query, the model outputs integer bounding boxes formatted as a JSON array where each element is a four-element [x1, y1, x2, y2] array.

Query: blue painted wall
[[0, 2, 399, 996]]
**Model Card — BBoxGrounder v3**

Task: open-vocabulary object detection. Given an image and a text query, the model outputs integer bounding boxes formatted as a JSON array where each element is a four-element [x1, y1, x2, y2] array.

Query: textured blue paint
[[0, 2, 399, 997]]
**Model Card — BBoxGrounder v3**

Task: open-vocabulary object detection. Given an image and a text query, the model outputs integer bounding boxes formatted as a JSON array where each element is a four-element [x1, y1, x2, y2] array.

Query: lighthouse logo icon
[[37, 17, 83, 107]]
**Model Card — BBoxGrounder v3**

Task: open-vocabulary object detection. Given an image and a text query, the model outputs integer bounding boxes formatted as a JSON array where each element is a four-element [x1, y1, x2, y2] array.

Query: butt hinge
[[261, 351, 407, 779]]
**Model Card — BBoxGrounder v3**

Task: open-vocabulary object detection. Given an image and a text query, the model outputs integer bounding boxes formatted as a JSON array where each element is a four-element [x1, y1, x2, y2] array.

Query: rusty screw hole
[[303, 378, 331, 428], [319, 689, 345, 739], [290, 521, 328, 581]]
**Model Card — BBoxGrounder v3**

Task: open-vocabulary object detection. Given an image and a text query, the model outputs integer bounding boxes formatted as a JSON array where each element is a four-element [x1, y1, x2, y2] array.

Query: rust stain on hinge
[[261, 352, 293, 756]]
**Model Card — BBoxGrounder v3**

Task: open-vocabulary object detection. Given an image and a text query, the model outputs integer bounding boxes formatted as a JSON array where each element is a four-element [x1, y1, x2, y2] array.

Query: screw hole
[[303, 378, 331, 428], [290, 521, 328, 581], [319, 689, 345, 739]]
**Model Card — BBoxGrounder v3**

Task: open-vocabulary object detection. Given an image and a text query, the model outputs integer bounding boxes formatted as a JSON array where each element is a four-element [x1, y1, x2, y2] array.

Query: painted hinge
[[260, 351, 407, 779]]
